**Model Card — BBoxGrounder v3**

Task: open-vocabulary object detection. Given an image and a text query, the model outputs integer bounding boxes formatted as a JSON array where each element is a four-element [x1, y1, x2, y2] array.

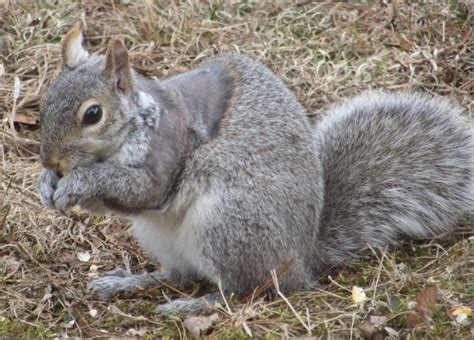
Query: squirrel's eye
[[82, 105, 103, 126]]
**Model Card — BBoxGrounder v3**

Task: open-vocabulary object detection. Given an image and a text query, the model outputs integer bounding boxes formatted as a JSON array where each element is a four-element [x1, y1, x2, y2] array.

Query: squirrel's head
[[40, 23, 156, 176]]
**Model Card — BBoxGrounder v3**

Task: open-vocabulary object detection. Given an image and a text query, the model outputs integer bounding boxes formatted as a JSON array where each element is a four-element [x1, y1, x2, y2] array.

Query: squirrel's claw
[[52, 185, 78, 213], [37, 170, 59, 209], [52, 172, 87, 213]]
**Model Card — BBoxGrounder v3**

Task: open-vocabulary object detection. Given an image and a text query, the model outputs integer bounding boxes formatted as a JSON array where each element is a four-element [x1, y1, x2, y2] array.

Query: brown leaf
[[406, 311, 424, 328], [358, 322, 385, 340], [184, 313, 219, 337], [358, 323, 376, 339], [416, 285, 438, 317], [406, 285, 438, 328], [13, 113, 39, 126], [372, 333, 384, 340]]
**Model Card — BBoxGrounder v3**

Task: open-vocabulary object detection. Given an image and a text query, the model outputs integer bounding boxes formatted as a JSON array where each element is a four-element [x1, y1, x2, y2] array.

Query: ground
[[0, 1, 472, 338]]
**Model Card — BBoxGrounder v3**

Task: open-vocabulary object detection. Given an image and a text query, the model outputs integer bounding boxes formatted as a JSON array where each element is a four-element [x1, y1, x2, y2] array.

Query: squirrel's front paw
[[53, 172, 90, 213], [37, 170, 60, 209]]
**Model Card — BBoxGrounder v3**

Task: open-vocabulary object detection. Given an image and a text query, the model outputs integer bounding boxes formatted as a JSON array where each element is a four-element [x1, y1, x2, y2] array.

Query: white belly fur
[[129, 184, 221, 281]]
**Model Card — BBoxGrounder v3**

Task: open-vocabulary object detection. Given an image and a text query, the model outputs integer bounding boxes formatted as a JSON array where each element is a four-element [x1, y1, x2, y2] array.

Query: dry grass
[[1, 0, 473, 338]]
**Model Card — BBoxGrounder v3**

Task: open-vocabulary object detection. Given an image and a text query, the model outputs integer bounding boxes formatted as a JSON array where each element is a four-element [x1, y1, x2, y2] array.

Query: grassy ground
[[0, 1, 472, 338]]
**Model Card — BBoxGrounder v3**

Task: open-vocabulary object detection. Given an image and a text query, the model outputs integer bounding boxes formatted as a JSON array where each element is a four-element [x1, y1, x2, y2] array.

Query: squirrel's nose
[[41, 155, 60, 171], [41, 154, 59, 170], [42, 160, 64, 178], [41, 158, 58, 170]]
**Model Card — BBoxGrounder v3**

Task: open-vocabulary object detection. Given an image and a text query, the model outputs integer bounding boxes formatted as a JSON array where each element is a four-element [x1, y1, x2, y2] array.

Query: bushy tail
[[314, 91, 473, 268]]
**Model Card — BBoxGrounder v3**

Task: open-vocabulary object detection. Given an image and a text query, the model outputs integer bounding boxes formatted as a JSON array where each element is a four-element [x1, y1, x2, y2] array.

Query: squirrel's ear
[[104, 39, 133, 93], [62, 22, 89, 68]]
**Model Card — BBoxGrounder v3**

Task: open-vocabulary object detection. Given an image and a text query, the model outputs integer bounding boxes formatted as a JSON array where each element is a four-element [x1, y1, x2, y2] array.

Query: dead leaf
[[406, 285, 438, 328], [359, 314, 390, 339], [184, 313, 219, 337], [372, 333, 384, 340], [358, 323, 376, 339], [416, 285, 437, 316], [384, 326, 400, 337], [358, 322, 385, 340], [13, 113, 39, 126], [369, 315, 388, 327]]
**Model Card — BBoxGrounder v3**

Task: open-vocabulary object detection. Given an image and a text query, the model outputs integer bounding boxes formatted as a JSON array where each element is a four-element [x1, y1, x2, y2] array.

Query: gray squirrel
[[38, 24, 473, 313]]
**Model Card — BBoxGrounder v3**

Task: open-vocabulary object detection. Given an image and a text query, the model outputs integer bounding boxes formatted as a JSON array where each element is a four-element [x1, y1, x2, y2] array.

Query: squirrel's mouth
[[40, 153, 70, 177], [55, 169, 64, 178]]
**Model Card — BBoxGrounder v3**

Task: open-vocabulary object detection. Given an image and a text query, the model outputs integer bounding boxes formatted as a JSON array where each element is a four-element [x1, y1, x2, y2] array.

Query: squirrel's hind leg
[[156, 293, 219, 315], [88, 269, 172, 300]]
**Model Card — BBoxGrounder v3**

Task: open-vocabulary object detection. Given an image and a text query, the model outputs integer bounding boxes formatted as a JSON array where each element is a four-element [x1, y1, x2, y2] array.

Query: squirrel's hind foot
[[156, 293, 219, 315]]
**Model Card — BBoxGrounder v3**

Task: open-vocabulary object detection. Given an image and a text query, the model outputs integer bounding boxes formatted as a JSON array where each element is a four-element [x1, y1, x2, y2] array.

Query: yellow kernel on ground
[[452, 306, 472, 317], [352, 286, 367, 303]]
